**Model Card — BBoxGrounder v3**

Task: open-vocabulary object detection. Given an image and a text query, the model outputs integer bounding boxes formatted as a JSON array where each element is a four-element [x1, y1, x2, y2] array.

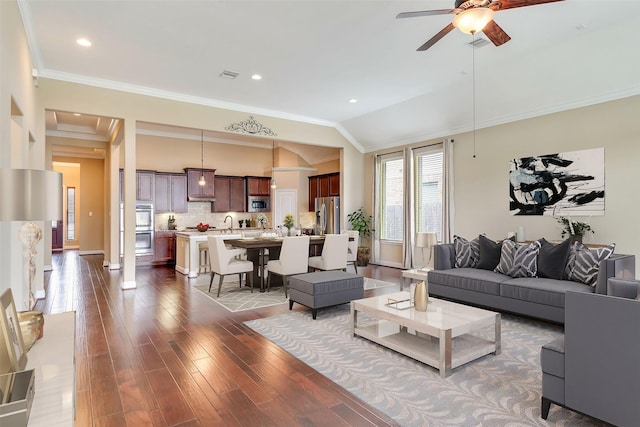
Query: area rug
[[245, 306, 606, 426], [194, 276, 395, 312]]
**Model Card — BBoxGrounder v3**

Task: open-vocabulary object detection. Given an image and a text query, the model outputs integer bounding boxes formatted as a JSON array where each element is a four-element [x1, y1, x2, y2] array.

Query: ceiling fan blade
[[482, 20, 511, 47], [496, 0, 564, 11], [417, 23, 455, 51], [396, 9, 454, 19]]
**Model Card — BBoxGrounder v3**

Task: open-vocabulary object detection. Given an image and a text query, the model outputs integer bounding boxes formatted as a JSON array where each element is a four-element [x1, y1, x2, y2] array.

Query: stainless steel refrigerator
[[315, 196, 340, 235]]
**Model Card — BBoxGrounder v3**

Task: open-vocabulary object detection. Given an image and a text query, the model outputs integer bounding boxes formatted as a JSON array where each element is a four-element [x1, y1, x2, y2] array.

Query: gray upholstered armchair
[[541, 278, 640, 426]]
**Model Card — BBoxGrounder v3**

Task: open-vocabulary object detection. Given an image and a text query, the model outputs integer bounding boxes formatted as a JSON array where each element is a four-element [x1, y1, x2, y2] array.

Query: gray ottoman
[[288, 271, 364, 319]]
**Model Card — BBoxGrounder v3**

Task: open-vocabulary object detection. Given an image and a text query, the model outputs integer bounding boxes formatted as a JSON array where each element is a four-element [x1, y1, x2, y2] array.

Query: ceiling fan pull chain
[[472, 32, 477, 159]]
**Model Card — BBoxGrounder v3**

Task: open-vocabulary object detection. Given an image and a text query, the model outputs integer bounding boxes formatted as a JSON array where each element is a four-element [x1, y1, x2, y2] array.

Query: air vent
[[466, 38, 490, 48], [219, 70, 239, 79]]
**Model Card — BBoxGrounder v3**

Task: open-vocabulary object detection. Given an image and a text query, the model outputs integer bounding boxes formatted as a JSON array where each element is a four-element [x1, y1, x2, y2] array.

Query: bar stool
[[198, 241, 210, 273]]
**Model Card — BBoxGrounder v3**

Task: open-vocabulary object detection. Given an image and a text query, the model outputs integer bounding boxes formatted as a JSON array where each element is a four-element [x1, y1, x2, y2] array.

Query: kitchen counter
[[175, 231, 244, 277]]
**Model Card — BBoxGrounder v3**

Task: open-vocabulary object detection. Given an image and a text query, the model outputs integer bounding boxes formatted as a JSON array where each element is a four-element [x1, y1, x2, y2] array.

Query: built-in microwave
[[247, 196, 270, 212]]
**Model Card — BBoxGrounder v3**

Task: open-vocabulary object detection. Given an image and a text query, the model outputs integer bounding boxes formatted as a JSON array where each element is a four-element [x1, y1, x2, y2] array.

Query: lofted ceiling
[[23, 0, 640, 153]]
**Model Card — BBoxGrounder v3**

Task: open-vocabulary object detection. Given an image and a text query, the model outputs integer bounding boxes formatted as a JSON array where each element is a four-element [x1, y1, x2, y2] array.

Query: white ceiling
[[21, 0, 640, 153]]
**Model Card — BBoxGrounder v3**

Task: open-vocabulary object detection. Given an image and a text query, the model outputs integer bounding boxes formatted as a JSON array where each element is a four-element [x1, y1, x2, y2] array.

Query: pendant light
[[198, 129, 206, 186], [270, 139, 277, 189]]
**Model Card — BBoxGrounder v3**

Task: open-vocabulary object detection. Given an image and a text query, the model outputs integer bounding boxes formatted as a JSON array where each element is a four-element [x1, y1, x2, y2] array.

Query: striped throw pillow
[[454, 235, 480, 268], [495, 239, 541, 278], [565, 242, 615, 287]]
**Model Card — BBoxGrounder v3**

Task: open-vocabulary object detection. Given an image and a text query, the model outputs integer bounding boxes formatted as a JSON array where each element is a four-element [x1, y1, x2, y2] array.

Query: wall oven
[[247, 196, 270, 213], [135, 203, 154, 255], [135, 204, 154, 231], [135, 231, 153, 255]]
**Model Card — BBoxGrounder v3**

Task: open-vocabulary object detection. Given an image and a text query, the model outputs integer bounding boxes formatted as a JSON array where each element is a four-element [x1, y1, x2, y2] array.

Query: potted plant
[[256, 213, 268, 229], [557, 216, 594, 244], [283, 213, 295, 236], [347, 207, 374, 266]]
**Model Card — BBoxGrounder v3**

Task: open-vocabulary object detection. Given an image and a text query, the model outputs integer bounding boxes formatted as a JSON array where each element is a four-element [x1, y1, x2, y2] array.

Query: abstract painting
[[509, 148, 604, 216]]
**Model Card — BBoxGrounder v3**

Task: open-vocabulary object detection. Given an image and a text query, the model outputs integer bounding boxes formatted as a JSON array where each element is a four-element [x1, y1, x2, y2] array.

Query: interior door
[[274, 189, 297, 229]]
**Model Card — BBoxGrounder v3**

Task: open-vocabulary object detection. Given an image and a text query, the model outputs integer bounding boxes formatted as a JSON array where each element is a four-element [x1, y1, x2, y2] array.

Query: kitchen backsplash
[[155, 202, 272, 231]]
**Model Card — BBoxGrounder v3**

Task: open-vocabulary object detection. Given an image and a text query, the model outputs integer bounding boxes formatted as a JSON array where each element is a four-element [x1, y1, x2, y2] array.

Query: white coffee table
[[401, 268, 430, 290], [351, 291, 501, 378]]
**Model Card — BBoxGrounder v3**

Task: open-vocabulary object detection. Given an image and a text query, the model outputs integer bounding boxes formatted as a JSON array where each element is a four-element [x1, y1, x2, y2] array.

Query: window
[[415, 149, 443, 242], [379, 154, 404, 241]]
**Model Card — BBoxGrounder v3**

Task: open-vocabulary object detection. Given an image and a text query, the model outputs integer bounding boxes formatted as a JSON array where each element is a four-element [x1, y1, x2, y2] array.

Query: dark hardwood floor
[[39, 250, 405, 426]]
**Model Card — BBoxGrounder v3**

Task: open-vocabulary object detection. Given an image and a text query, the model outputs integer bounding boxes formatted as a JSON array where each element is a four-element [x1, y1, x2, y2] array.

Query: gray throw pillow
[[495, 239, 541, 278], [476, 235, 503, 270], [565, 242, 616, 286], [538, 238, 571, 280], [454, 235, 479, 268]]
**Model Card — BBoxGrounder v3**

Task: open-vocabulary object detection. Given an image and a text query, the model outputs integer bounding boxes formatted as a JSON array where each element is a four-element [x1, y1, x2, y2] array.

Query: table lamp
[[415, 232, 438, 271], [0, 169, 63, 309]]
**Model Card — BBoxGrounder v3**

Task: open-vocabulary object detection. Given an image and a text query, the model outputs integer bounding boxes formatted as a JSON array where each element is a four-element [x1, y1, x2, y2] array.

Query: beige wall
[[368, 95, 640, 274], [136, 134, 273, 176], [0, 0, 50, 306], [54, 157, 105, 253]]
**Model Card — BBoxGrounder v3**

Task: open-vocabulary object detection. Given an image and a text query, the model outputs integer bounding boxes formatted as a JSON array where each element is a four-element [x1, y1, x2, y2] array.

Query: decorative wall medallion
[[225, 116, 277, 136]]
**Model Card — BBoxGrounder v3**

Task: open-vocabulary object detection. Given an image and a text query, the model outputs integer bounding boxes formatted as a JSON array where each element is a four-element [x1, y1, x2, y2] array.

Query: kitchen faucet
[[224, 215, 233, 232]]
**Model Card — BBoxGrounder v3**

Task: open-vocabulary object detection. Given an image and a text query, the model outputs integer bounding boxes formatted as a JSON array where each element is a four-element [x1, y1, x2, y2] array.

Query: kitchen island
[[175, 230, 243, 278]]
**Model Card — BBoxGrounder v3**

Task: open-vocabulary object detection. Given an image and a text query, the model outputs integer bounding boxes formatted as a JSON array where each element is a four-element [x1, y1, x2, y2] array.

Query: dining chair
[[345, 230, 359, 274], [266, 235, 310, 298], [308, 233, 348, 272], [207, 235, 254, 297]]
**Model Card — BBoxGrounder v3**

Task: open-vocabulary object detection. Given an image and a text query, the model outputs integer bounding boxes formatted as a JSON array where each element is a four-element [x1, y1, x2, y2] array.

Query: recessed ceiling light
[[251, 74, 262, 80], [349, 99, 358, 103], [76, 38, 92, 47], [73, 113, 81, 116]]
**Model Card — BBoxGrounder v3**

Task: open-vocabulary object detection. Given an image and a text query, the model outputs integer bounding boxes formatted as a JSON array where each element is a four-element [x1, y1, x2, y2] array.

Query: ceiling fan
[[397, 0, 564, 51]]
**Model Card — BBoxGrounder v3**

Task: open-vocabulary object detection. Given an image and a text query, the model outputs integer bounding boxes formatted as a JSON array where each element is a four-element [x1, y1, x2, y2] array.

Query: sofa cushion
[[501, 277, 593, 308], [541, 337, 565, 378], [565, 242, 616, 286], [476, 235, 503, 270], [428, 267, 507, 295], [494, 239, 541, 278], [538, 238, 571, 280], [454, 235, 480, 268]]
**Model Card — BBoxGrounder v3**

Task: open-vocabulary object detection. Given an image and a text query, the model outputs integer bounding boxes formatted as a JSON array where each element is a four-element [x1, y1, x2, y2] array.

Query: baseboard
[[108, 263, 121, 270], [121, 280, 136, 289], [78, 250, 104, 256]]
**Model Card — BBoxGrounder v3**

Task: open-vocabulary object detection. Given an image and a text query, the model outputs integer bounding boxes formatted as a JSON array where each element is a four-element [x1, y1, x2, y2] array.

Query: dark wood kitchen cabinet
[[185, 168, 215, 201], [154, 231, 176, 264], [308, 172, 340, 211], [212, 176, 246, 212], [246, 176, 271, 196], [52, 220, 63, 250], [136, 170, 156, 202], [155, 173, 187, 213]]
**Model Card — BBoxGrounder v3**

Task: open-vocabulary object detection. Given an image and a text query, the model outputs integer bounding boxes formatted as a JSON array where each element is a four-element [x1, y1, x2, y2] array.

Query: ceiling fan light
[[453, 7, 494, 34]]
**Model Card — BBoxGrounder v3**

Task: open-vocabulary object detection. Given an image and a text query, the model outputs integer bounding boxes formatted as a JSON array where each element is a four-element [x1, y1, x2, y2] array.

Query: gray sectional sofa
[[428, 243, 636, 323]]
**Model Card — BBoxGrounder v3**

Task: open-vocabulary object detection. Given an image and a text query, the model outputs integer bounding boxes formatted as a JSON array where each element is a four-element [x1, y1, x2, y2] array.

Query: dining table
[[223, 235, 328, 292]]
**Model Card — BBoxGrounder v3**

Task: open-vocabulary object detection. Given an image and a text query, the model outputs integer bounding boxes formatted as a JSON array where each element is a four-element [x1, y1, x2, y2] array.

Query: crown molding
[[38, 69, 338, 128]]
